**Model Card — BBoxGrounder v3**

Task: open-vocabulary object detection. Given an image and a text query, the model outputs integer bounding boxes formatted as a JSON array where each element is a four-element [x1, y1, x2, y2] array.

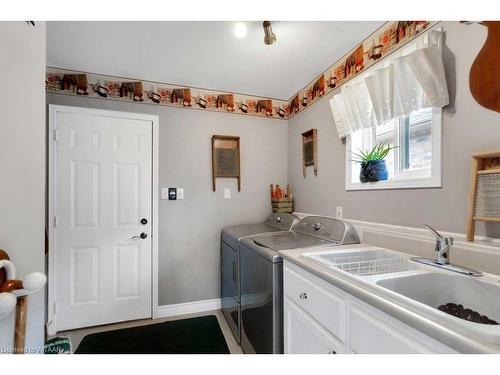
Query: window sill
[[346, 175, 441, 191]]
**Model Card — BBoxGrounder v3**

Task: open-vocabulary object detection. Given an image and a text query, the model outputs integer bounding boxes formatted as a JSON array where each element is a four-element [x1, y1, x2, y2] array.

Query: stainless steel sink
[[299, 245, 500, 350], [377, 273, 500, 324], [305, 247, 500, 326]]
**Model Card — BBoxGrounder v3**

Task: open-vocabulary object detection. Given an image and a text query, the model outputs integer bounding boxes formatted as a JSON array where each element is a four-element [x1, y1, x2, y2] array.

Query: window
[[338, 30, 445, 190], [346, 107, 441, 190]]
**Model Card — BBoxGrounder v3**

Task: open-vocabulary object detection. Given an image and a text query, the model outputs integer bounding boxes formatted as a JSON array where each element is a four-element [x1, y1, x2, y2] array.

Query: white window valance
[[329, 30, 449, 139]]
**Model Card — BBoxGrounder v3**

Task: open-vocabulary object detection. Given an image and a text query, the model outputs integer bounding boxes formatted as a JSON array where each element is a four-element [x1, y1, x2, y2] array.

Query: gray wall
[[46, 94, 288, 306], [0, 22, 46, 351], [44, 21, 500, 314], [287, 22, 500, 238]]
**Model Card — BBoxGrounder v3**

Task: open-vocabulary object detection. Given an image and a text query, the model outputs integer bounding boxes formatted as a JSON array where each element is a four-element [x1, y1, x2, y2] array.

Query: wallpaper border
[[287, 20, 439, 118], [46, 67, 289, 120], [46, 21, 437, 120]]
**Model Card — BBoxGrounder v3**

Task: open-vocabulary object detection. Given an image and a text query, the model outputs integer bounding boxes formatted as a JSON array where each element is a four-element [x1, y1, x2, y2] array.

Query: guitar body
[[469, 21, 500, 113]]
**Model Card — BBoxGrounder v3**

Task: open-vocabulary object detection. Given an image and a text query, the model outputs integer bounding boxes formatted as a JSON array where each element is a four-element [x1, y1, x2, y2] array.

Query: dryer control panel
[[265, 212, 300, 231]]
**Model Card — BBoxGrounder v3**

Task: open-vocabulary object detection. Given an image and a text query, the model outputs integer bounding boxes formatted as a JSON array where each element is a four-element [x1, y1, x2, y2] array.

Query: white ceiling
[[47, 21, 384, 100]]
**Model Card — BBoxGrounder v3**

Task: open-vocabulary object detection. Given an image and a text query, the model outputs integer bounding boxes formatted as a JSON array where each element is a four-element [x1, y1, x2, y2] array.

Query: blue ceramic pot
[[360, 160, 388, 183]]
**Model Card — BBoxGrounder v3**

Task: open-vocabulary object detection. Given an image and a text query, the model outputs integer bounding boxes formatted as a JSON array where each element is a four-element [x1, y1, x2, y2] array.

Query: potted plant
[[351, 142, 397, 183]]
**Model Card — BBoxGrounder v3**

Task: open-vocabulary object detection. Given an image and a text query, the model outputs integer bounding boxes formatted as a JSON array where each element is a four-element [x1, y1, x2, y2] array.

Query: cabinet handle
[[299, 292, 307, 300], [328, 350, 336, 354]]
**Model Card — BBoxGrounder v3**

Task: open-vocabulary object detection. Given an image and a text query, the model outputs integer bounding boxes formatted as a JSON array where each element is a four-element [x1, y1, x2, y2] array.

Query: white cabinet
[[284, 262, 346, 341], [349, 302, 453, 353], [283, 261, 456, 354], [284, 297, 345, 354]]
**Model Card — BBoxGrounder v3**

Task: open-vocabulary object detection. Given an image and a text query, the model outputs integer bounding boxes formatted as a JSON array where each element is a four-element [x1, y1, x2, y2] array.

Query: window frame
[[345, 107, 442, 191]]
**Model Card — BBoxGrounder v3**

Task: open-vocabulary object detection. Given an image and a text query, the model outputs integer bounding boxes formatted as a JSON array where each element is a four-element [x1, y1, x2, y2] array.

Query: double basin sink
[[303, 247, 500, 329]]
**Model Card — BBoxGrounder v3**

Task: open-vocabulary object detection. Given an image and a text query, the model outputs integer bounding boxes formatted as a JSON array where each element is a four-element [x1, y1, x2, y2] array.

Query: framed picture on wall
[[302, 129, 317, 177], [211, 135, 241, 191]]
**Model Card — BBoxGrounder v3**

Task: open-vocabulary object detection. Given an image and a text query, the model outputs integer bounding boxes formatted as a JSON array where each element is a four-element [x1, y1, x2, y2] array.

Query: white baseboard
[[154, 298, 221, 319]]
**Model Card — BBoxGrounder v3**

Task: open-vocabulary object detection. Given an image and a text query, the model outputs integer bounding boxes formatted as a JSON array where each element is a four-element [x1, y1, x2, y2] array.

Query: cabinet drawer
[[284, 263, 346, 341], [284, 297, 345, 354]]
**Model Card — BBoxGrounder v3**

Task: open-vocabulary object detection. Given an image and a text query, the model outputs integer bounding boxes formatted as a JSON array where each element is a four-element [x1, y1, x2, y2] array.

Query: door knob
[[140, 218, 148, 225], [131, 232, 148, 239]]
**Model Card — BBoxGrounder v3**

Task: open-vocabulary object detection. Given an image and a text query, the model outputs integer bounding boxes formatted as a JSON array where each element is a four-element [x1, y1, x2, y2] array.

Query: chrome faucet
[[423, 224, 453, 265], [412, 225, 482, 277]]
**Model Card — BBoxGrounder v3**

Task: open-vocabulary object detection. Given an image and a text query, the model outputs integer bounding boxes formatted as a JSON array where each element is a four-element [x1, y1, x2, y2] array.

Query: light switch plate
[[168, 188, 177, 200], [161, 188, 169, 200], [336, 206, 343, 219], [224, 188, 231, 200], [177, 188, 184, 200]]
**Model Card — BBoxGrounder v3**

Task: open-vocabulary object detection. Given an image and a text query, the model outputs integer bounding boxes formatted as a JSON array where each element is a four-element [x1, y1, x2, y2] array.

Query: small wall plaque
[[466, 149, 500, 240], [212, 135, 241, 192], [302, 129, 317, 177]]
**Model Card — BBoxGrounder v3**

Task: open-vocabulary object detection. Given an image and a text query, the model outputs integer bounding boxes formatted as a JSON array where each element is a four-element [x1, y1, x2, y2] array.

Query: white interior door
[[51, 106, 154, 332]]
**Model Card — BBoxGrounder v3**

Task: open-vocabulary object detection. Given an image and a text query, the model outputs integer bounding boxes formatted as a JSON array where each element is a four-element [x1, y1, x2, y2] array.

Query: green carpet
[[75, 315, 230, 354]]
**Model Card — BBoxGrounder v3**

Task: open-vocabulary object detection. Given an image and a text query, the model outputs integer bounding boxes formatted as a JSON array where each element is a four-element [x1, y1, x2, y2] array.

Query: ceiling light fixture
[[234, 22, 247, 38], [263, 21, 276, 45]]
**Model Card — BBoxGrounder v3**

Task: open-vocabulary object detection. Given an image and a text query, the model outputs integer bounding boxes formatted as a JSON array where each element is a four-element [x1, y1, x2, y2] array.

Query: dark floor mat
[[75, 315, 230, 354]]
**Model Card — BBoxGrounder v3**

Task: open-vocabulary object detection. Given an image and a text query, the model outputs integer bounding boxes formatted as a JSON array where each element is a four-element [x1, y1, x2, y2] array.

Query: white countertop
[[279, 243, 500, 353]]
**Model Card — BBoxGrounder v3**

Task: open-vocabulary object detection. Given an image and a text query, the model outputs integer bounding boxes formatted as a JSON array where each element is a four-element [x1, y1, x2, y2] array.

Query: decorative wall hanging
[[287, 21, 436, 119], [467, 21, 500, 113], [46, 68, 289, 120], [466, 149, 500, 241], [301, 129, 317, 177], [212, 135, 241, 192]]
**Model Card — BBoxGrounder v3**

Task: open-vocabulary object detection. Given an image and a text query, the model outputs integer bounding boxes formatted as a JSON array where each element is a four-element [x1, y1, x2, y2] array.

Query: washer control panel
[[294, 216, 360, 245]]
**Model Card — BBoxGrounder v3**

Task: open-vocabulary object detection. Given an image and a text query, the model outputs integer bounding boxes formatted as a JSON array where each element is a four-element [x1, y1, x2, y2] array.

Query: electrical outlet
[[336, 206, 343, 219]]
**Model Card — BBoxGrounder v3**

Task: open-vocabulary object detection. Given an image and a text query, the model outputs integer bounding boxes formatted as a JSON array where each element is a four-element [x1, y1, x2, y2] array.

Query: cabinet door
[[284, 263, 346, 341], [349, 302, 456, 354], [284, 297, 345, 354]]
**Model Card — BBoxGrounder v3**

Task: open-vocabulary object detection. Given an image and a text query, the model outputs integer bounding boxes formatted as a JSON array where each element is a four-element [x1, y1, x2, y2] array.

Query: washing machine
[[221, 213, 299, 344], [238, 216, 360, 354]]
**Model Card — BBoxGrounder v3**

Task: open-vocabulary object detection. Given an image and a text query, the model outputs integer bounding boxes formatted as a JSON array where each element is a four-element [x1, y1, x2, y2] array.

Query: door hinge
[[53, 216, 57, 227], [53, 129, 58, 142]]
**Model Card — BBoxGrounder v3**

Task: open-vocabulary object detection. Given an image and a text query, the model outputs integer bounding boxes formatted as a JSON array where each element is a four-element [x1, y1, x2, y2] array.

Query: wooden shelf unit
[[466, 149, 500, 241], [477, 169, 500, 175]]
